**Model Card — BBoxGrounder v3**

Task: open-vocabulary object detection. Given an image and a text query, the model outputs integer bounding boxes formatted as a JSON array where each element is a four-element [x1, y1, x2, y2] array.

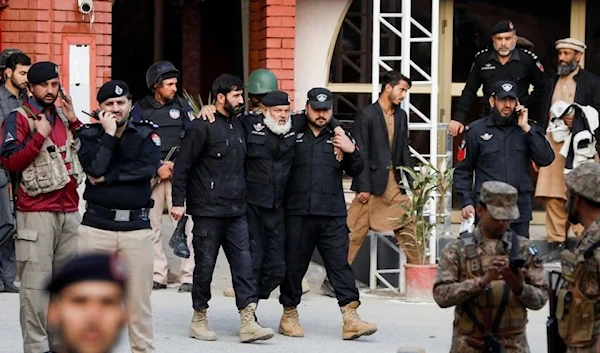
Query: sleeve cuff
[[32, 131, 47, 148], [516, 284, 536, 303], [69, 119, 82, 131], [100, 133, 118, 150], [461, 198, 473, 208]]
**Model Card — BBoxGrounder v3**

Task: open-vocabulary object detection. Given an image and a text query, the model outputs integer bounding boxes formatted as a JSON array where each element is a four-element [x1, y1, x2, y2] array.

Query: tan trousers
[[79, 225, 155, 353], [15, 211, 80, 353], [149, 179, 195, 284], [347, 196, 420, 265], [542, 197, 584, 243]]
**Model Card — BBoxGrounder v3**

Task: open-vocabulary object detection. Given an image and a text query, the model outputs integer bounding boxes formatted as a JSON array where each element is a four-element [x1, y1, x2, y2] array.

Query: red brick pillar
[[249, 0, 296, 106]]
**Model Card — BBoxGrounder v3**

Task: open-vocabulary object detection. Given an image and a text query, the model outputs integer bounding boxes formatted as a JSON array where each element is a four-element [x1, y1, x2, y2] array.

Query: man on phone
[[454, 80, 554, 238]]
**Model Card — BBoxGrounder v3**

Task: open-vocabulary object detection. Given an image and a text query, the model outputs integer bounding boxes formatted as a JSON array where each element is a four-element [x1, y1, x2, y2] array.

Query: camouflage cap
[[480, 181, 519, 220], [565, 162, 600, 202]]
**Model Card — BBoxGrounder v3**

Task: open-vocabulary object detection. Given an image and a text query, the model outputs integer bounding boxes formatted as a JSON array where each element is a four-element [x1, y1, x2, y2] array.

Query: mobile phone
[[509, 258, 526, 274], [59, 85, 68, 102]]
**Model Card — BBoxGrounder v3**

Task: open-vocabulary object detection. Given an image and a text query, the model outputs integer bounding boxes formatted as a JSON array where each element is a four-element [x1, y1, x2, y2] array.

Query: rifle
[[151, 146, 179, 188], [547, 270, 567, 353]]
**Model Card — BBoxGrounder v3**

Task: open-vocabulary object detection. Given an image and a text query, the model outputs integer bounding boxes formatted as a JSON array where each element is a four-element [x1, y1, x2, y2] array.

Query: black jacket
[[172, 111, 247, 217], [454, 48, 546, 124], [540, 68, 600, 131], [76, 120, 161, 231], [454, 115, 554, 223], [285, 125, 363, 217], [350, 102, 412, 195]]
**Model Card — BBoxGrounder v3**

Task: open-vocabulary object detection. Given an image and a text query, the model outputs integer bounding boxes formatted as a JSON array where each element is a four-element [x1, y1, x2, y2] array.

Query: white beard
[[264, 111, 292, 135]]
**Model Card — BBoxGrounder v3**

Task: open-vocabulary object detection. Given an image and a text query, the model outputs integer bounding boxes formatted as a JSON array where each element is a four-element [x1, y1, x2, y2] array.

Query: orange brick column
[[249, 0, 296, 107], [0, 0, 112, 95]]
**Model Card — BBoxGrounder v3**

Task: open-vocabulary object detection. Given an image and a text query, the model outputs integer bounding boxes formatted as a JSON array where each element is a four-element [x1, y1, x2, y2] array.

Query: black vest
[[136, 96, 185, 157]]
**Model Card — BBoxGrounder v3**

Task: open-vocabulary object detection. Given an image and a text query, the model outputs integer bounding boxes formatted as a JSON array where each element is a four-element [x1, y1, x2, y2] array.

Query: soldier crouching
[[433, 181, 547, 353]]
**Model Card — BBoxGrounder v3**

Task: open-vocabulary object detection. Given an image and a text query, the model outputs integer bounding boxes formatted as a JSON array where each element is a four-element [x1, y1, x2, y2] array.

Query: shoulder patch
[[465, 118, 485, 131], [474, 48, 489, 59], [151, 133, 161, 147], [135, 119, 159, 129]]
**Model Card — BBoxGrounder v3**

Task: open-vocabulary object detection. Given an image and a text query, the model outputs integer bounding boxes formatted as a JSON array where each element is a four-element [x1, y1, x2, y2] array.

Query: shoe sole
[[278, 326, 305, 338], [189, 329, 217, 341], [342, 327, 378, 340], [240, 331, 275, 343]]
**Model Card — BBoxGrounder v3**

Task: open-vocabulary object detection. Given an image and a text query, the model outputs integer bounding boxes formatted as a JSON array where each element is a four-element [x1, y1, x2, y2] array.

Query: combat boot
[[340, 301, 377, 340], [239, 303, 274, 343], [189, 309, 217, 341], [278, 306, 305, 337]]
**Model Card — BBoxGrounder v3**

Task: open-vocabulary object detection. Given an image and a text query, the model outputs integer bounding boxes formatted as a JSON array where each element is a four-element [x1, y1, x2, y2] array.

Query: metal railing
[[368, 123, 453, 294]]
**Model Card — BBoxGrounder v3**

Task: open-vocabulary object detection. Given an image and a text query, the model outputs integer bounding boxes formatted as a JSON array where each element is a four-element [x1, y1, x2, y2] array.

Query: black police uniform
[[279, 121, 364, 308], [131, 95, 193, 159], [172, 111, 257, 311], [77, 119, 161, 231], [454, 115, 554, 238], [454, 47, 546, 125]]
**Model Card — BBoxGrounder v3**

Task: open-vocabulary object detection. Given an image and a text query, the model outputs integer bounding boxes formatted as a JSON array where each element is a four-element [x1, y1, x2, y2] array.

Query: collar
[[146, 95, 174, 109], [124, 119, 139, 133], [473, 224, 512, 247], [489, 48, 520, 63], [25, 97, 57, 121]]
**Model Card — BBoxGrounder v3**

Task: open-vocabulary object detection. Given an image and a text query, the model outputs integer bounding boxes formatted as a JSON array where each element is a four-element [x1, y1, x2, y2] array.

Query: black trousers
[[279, 216, 359, 308], [191, 215, 258, 310], [247, 203, 286, 300]]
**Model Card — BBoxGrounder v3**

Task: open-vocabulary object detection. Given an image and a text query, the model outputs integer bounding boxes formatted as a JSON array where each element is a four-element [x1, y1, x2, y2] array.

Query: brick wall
[[0, 0, 112, 95], [249, 0, 296, 106]]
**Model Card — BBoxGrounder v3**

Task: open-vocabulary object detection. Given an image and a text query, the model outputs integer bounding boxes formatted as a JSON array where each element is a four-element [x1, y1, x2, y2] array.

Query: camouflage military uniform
[[433, 181, 548, 353], [558, 163, 600, 353]]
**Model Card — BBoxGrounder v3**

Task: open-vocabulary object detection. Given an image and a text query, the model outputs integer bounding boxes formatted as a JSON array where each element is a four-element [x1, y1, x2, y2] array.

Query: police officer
[[0, 61, 84, 353], [76, 80, 160, 353], [171, 74, 274, 343], [278, 87, 376, 340], [46, 253, 128, 353], [454, 80, 554, 238], [433, 181, 547, 353], [448, 20, 546, 137], [131, 61, 195, 292], [0, 51, 31, 293], [557, 163, 600, 352]]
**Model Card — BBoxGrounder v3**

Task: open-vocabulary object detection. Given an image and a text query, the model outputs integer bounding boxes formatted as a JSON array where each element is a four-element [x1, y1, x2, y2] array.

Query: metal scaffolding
[[369, 0, 441, 293]]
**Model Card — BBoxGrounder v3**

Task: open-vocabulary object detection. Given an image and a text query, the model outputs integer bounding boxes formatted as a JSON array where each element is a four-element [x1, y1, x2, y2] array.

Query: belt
[[86, 202, 150, 222]]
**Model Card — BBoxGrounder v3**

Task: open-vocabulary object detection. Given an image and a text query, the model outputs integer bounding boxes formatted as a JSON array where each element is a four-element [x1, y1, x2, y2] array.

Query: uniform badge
[[151, 133, 161, 147], [316, 94, 328, 102], [501, 83, 513, 92], [115, 85, 123, 95], [169, 109, 180, 119], [297, 133, 304, 139], [187, 111, 195, 120], [4, 132, 14, 143], [480, 133, 493, 141], [481, 63, 496, 71], [457, 140, 466, 162], [253, 123, 265, 132], [536, 61, 544, 73]]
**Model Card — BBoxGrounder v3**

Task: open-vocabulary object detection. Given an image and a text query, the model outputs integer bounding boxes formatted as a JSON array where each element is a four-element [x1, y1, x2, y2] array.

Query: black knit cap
[[491, 20, 516, 35], [97, 80, 130, 103], [46, 253, 128, 295], [27, 61, 59, 84], [261, 90, 290, 107]]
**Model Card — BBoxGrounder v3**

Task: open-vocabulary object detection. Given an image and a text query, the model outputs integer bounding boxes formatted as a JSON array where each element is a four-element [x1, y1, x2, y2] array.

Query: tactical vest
[[556, 240, 600, 347], [16, 106, 84, 197], [457, 232, 527, 338], [136, 96, 186, 156]]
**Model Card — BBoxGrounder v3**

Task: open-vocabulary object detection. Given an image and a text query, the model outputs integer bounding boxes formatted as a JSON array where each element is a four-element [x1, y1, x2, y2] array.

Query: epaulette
[[465, 118, 486, 131], [527, 119, 538, 125], [244, 110, 258, 116], [474, 48, 489, 59], [134, 119, 159, 129], [520, 48, 539, 60]]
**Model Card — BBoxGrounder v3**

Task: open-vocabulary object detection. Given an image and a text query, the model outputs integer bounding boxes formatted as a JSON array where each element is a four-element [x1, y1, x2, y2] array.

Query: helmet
[[145, 61, 179, 89], [0, 48, 22, 69], [565, 162, 600, 203], [247, 69, 278, 95]]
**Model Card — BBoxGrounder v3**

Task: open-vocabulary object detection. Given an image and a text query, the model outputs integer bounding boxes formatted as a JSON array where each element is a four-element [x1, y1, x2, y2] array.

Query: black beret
[[46, 253, 128, 295], [491, 20, 516, 35], [261, 90, 290, 107], [97, 80, 130, 103], [27, 61, 59, 84]]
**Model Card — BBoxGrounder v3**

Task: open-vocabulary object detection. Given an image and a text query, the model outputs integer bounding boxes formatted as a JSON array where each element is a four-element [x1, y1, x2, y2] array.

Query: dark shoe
[[178, 283, 192, 293], [320, 277, 335, 298], [2, 283, 18, 293], [542, 242, 564, 263], [153, 281, 167, 290]]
